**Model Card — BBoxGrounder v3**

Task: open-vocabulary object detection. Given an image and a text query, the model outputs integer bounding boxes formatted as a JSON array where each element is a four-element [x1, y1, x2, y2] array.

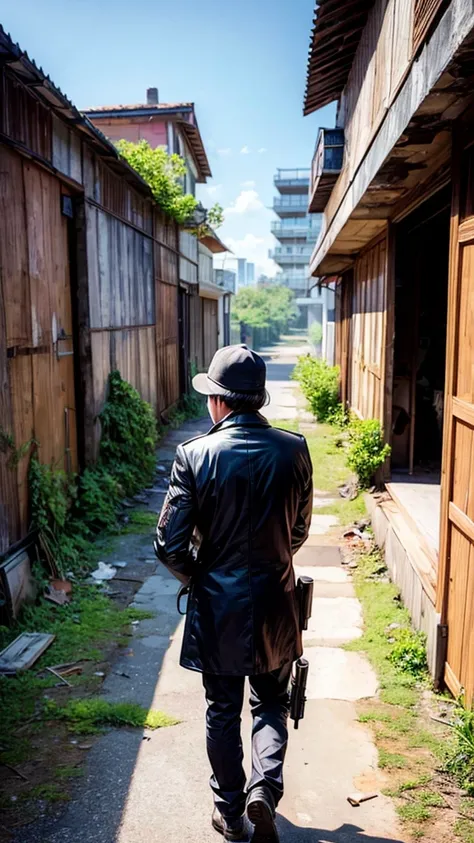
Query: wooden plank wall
[[189, 294, 204, 372], [328, 0, 414, 232], [0, 144, 78, 548], [154, 212, 180, 413], [202, 299, 219, 366], [0, 66, 186, 556], [349, 235, 387, 424]]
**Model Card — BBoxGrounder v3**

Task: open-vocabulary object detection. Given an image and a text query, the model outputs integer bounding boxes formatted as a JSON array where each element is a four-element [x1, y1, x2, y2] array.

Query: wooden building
[[305, 0, 474, 702], [0, 27, 212, 561]]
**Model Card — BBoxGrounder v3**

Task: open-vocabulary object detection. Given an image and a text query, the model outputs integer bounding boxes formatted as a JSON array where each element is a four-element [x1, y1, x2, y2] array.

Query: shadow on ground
[[276, 818, 406, 843]]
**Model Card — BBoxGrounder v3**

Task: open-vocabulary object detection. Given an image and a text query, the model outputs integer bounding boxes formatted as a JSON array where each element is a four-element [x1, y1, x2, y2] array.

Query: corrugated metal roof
[[83, 102, 193, 113], [303, 0, 375, 115]]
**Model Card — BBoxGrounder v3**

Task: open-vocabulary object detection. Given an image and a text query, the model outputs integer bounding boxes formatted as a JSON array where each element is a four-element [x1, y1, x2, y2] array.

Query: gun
[[290, 575, 314, 730]]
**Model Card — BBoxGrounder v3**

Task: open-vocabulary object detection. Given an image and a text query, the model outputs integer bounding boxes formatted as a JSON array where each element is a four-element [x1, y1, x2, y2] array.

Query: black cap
[[192, 344, 266, 395]]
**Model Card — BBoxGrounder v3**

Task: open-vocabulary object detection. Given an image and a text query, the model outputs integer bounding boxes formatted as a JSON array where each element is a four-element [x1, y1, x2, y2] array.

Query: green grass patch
[[119, 509, 158, 534], [397, 802, 432, 823], [272, 420, 350, 494], [316, 493, 367, 525], [345, 550, 427, 706], [51, 699, 179, 734], [55, 765, 84, 780], [455, 819, 474, 842], [379, 749, 408, 770], [304, 424, 349, 492], [30, 784, 70, 803], [0, 589, 155, 765]]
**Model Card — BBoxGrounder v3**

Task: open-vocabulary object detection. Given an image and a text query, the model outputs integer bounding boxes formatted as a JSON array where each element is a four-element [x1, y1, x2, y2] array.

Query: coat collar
[[208, 411, 271, 435]]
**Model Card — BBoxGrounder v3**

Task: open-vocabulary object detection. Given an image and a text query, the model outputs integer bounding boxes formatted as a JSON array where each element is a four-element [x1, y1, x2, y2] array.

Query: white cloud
[[258, 147, 267, 154], [241, 179, 256, 188], [217, 147, 232, 157], [225, 189, 264, 215], [240, 145, 251, 154], [216, 233, 278, 279], [205, 184, 222, 196]]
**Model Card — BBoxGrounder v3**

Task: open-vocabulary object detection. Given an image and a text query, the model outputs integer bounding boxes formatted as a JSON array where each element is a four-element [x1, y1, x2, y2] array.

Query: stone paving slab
[[294, 545, 342, 566], [304, 597, 363, 645], [294, 564, 350, 584], [304, 646, 378, 702], [309, 515, 340, 534]]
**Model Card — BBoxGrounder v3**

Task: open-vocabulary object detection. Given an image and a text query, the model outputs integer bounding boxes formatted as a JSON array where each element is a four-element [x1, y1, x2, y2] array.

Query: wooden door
[[439, 141, 474, 704], [203, 298, 218, 366]]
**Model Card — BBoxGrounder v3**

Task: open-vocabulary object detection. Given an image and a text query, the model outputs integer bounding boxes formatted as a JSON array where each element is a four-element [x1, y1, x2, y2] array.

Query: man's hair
[[211, 389, 268, 413]]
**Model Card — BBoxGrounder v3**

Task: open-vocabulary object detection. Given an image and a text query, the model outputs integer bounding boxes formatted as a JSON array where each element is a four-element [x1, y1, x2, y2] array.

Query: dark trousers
[[202, 663, 292, 822]]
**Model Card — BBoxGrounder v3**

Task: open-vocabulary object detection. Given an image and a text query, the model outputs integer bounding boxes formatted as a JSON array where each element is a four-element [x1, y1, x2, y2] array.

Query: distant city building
[[214, 268, 236, 294], [270, 168, 334, 361], [237, 258, 247, 288], [246, 262, 255, 284]]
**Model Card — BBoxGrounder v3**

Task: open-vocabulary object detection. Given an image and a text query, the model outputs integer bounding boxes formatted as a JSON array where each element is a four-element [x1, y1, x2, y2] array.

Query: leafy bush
[[326, 402, 349, 429], [346, 418, 391, 488], [292, 355, 340, 421], [71, 466, 122, 536], [447, 707, 474, 795], [308, 321, 323, 347], [30, 371, 160, 579], [388, 628, 427, 678], [29, 458, 81, 578], [99, 370, 158, 497]]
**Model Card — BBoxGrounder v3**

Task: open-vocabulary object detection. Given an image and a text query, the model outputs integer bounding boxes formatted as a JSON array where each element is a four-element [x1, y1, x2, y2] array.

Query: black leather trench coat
[[155, 412, 313, 676]]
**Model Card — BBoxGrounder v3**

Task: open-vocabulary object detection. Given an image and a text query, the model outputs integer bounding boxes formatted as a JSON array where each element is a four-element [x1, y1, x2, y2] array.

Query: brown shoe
[[246, 787, 279, 842], [212, 807, 246, 841]]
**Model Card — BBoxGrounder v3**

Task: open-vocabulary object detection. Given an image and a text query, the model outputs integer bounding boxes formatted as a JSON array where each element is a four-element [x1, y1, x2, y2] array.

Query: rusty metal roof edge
[[82, 104, 194, 117]]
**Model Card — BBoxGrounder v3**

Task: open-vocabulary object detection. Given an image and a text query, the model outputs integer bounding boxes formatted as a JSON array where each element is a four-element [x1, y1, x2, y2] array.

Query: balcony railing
[[275, 169, 310, 181], [309, 128, 344, 213], [276, 274, 309, 291], [274, 169, 310, 193], [270, 247, 313, 260], [273, 197, 308, 216]]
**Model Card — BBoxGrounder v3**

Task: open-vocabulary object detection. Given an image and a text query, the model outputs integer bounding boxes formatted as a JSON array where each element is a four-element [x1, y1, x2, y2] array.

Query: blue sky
[[2, 0, 335, 277]]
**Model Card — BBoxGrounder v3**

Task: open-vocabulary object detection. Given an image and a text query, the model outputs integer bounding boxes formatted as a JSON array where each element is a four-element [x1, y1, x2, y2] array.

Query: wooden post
[[437, 126, 462, 618], [383, 223, 396, 481]]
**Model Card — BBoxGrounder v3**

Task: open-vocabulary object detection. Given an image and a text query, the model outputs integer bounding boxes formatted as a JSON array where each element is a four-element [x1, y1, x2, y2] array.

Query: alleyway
[[17, 342, 405, 843]]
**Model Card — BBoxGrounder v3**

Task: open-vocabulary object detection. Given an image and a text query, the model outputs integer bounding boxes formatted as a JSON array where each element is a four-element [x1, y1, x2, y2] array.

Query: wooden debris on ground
[[347, 792, 379, 807], [0, 633, 55, 675]]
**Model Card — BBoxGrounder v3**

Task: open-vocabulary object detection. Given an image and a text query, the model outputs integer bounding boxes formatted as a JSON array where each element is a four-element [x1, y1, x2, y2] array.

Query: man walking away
[[155, 344, 313, 842]]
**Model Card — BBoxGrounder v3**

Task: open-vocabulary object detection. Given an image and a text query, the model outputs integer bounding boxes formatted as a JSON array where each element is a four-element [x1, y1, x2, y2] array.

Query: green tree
[[232, 285, 298, 344]]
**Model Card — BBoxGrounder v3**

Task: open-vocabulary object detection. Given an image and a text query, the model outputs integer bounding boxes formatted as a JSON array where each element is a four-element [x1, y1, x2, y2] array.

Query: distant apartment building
[[270, 168, 334, 361], [214, 269, 236, 294], [237, 258, 247, 288], [246, 262, 255, 284]]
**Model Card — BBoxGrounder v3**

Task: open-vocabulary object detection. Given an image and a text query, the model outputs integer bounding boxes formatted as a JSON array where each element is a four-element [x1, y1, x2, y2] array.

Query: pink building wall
[[94, 117, 169, 149]]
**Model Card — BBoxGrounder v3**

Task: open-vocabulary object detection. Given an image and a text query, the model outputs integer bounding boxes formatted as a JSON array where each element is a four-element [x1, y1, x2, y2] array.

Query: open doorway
[[389, 186, 451, 555]]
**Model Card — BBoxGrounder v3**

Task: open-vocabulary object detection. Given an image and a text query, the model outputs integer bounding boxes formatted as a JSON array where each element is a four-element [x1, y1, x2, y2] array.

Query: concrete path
[[18, 343, 405, 843]]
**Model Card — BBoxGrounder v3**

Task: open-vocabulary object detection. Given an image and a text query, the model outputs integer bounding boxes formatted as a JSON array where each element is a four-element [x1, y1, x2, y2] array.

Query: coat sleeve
[[291, 442, 313, 554], [154, 445, 196, 584]]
